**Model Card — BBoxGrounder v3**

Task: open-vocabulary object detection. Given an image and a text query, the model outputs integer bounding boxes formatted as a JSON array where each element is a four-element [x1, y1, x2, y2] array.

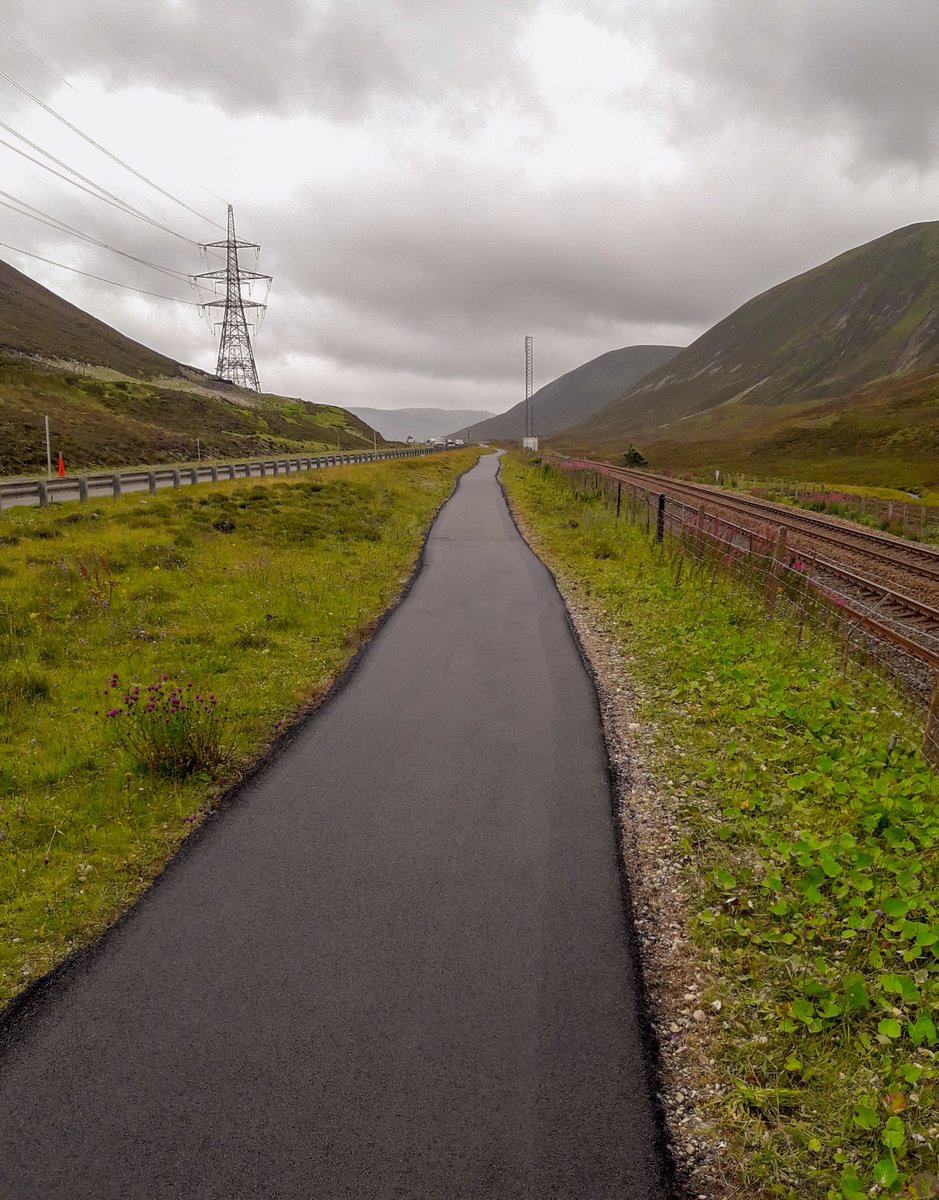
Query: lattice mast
[[197, 205, 271, 392], [524, 335, 534, 438]]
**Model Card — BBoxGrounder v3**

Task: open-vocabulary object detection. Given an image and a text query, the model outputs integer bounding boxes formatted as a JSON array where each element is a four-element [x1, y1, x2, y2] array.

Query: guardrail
[[0, 447, 443, 513]]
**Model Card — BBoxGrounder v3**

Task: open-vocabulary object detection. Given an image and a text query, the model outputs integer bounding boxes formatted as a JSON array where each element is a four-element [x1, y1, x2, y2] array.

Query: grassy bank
[[0, 360, 385, 476], [0, 449, 480, 1006], [501, 455, 938, 1200]]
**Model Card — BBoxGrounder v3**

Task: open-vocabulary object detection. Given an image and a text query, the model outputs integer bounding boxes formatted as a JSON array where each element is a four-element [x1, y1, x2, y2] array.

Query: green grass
[[0, 449, 480, 1006], [501, 455, 939, 1200]]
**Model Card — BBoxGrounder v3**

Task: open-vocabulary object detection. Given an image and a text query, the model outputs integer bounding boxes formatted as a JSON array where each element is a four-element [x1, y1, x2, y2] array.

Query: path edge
[[496, 456, 681, 1199], [0, 452, 483, 1041]]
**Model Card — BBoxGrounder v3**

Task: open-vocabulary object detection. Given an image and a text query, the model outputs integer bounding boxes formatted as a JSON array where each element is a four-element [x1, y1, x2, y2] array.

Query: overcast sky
[[3, 1, 939, 413]]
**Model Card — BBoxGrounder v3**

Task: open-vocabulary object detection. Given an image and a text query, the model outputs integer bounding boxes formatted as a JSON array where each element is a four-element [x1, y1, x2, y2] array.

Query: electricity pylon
[[197, 205, 271, 392]]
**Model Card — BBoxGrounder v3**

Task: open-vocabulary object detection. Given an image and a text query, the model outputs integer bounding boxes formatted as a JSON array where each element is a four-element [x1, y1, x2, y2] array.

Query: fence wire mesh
[[548, 458, 939, 766]]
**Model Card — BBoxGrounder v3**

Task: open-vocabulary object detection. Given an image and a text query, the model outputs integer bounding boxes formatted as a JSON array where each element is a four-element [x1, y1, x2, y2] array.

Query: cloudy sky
[[2, 1, 939, 413]]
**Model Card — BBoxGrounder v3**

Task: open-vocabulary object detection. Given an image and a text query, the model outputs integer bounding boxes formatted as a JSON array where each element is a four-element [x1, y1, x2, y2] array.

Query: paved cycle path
[[0, 453, 668, 1199]]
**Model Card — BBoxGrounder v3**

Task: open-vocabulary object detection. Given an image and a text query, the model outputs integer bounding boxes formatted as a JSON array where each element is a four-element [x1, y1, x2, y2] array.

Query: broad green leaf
[[882, 1115, 905, 1149], [877, 1018, 901, 1039]]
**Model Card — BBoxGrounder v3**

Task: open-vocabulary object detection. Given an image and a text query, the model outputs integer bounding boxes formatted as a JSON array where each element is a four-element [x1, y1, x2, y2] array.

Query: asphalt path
[[0, 452, 669, 1199]]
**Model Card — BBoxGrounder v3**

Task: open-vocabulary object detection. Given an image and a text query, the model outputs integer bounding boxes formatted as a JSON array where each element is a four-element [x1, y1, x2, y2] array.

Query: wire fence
[[723, 475, 938, 543], [546, 457, 939, 766]]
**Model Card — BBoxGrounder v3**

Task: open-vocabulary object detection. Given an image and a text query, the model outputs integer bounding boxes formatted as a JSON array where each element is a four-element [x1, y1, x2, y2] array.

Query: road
[[0, 453, 669, 1199]]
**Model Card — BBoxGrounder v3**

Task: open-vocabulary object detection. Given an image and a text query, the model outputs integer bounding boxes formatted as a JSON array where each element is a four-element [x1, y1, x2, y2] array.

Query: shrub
[[103, 674, 228, 777]]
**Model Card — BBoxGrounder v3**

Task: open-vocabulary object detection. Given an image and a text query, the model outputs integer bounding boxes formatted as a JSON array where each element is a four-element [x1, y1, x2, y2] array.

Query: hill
[[347, 407, 496, 442], [566, 223, 939, 451], [465, 345, 682, 441], [0, 259, 387, 474], [0, 257, 188, 378]]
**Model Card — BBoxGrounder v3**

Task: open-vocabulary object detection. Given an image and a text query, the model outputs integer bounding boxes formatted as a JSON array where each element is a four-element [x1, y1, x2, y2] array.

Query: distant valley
[[346, 407, 496, 443]]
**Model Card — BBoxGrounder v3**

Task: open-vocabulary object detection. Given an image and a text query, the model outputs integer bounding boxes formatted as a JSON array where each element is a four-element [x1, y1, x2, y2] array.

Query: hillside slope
[[0, 257, 188, 378], [570, 222, 939, 444], [348, 407, 495, 441], [466, 345, 682, 441], [0, 259, 388, 473], [0, 363, 386, 475]]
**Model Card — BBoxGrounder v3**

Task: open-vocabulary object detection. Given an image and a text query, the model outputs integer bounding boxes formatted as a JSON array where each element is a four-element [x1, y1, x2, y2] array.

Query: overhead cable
[[0, 66, 224, 231], [0, 126, 207, 246], [0, 190, 216, 290], [0, 25, 76, 91], [0, 240, 201, 303]]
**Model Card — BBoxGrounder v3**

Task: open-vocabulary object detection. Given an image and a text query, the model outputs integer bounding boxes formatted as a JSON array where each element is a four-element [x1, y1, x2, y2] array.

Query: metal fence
[[546, 457, 939, 764], [0, 447, 442, 513]]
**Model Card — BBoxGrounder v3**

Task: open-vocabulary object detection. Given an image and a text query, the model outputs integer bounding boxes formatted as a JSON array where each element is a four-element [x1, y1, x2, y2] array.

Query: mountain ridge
[[465, 344, 683, 441], [567, 222, 939, 445]]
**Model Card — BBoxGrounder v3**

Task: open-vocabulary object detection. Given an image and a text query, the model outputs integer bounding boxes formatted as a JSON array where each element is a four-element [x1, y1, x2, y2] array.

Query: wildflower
[[153, 565, 161, 571], [29, 612, 39, 619], [107, 708, 121, 717]]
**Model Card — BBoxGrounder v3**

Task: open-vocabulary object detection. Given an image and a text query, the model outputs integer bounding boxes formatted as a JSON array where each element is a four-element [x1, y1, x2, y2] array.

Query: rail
[[0, 447, 444, 513], [541, 454, 939, 760]]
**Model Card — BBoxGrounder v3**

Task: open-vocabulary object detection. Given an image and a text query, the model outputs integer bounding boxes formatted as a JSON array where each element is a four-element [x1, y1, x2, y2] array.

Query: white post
[[196, 438, 201, 463], [45, 415, 52, 478]]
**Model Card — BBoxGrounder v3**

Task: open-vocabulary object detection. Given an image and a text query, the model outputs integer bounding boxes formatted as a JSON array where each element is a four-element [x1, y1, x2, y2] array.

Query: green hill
[[0, 258, 386, 474], [466, 345, 682, 442], [566, 223, 939, 448], [555, 224, 939, 487]]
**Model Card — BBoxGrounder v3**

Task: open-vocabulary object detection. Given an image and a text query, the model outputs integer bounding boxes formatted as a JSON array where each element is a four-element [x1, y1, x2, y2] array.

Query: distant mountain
[[466, 345, 682, 441], [0, 259, 387, 474], [348, 407, 496, 442], [566, 222, 939, 447]]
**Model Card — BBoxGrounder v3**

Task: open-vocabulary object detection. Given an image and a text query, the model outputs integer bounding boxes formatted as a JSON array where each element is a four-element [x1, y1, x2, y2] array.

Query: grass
[[501, 455, 939, 1200], [0, 448, 480, 1007]]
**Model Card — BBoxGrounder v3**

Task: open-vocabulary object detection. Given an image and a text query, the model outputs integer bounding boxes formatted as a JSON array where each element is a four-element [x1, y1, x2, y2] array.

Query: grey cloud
[[7, 0, 540, 120], [645, 0, 939, 170]]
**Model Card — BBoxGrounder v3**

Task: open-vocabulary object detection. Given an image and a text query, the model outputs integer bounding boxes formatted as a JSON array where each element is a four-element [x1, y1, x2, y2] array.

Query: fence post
[[630, 485, 637, 525], [210, 465, 219, 483], [78, 475, 89, 503], [111, 474, 122, 499], [37, 479, 49, 507], [616, 481, 622, 518], [172, 468, 181, 488], [148, 471, 157, 496], [656, 493, 666, 542], [764, 526, 787, 611], [190, 467, 199, 485], [924, 672, 939, 764]]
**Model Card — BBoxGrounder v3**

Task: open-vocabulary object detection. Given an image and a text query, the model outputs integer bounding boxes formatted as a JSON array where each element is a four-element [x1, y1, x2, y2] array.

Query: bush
[[103, 674, 228, 776]]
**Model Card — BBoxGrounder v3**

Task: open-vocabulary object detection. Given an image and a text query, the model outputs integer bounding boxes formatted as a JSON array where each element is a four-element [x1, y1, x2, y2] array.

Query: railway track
[[609, 466, 939, 585], [553, 456, 939, 666]]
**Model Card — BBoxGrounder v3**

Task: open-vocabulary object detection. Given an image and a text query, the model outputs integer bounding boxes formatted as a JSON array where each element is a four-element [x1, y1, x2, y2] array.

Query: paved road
[[0, 453, 668, 1199]]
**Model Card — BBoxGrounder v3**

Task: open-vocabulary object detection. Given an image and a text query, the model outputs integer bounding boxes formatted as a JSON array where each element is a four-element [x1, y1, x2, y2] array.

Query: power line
[[0, 65, 224, 231], [0, 125, 209, 247], [0, 24, 76, 92], [0, 189, 216, 290], [0, 240, 201, 304]]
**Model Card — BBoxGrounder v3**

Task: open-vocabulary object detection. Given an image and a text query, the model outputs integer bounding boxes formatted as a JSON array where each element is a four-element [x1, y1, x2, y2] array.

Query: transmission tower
[[524, 335, 534, 438], [197, 205, 271, 392]]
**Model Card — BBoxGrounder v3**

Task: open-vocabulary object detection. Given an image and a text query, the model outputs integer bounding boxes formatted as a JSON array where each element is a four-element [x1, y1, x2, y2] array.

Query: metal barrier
[[0, 447, 444, 513]]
